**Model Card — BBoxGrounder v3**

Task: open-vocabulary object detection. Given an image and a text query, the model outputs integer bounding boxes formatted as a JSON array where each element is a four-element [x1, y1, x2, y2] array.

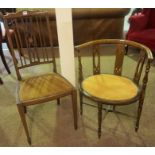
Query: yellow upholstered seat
[[82, 74, 139, 102], [19, 73, 73, 103]]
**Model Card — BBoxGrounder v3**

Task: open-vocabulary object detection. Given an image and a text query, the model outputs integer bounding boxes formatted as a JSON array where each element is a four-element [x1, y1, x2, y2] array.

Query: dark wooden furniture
[[0, 77, 3, 84], [75, 39, 153, 138], [0, 9, 16, 76], [4, 11, 78, 145], [0, 17, 11, 75], [15, 8, 130, 46]]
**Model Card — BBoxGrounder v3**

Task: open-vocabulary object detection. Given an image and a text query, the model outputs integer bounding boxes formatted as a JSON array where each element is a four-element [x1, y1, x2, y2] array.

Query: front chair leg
[[135, 97, 144, 132], [71, 90, 78, 130], [98, 102, 102, 138], [17, 104, 31, 145]]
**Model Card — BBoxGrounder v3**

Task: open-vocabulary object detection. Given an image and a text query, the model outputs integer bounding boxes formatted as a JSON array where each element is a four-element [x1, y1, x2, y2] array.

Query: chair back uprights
[[4, 11, 57, 80], [75, 39, 153, 88]]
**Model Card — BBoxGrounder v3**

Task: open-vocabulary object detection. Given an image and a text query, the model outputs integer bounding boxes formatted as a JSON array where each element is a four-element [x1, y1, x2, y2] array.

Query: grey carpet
[[0, 47, 155, 146]]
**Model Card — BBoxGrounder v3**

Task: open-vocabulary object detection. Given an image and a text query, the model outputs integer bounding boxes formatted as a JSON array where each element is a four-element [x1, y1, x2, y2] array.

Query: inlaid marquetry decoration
[[92, 44, 100, 75], [114, 44, 125, 76], [133, 49, 146, 84], [76, 49, 83, 85], [75, 39, 153, 138]]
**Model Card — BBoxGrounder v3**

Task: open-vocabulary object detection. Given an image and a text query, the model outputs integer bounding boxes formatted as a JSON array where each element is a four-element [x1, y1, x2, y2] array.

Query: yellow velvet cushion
[[19, 73, 73, 102], [82, 74, 138, 101]]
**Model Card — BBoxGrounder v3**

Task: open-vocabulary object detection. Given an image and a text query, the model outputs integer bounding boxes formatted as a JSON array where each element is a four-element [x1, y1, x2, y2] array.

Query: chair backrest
[[3, 11, 57, 80], [75, 39, 153, 88]]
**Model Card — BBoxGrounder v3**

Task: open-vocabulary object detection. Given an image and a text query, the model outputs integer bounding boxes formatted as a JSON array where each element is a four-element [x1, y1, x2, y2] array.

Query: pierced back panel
[[75, 39, 153, 86], [4, 11, 57, 80]]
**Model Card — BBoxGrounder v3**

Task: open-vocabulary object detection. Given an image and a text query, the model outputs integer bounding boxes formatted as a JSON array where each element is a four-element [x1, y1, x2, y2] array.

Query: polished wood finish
[[75, 39, 153, 138], [4, 11, 78, 144]]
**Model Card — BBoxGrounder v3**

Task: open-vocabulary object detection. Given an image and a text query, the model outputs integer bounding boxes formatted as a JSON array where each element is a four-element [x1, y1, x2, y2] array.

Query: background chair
[[75, 39, 153, 138], [0, 16, 11, 75], [0, 9, 16, 76], [0, 77, 3, 84], [4, 11, 77, 145], [126, 8, 155, 55]]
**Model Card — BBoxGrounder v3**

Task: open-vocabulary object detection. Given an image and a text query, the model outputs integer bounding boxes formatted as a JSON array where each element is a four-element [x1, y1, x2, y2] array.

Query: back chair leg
[[79, 91, 83, 115], [71, 90, 78, 129], [0, 77, 3, 84], [135, 97, 144, 132], [17, 104, 31, 145], [98, 102, 102, 138]]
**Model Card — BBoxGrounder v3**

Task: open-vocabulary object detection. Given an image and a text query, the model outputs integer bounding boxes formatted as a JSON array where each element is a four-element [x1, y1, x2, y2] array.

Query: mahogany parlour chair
[[126, 8, 155, 55], [75, 39, 153, 138], [4, 11, 77, 144]]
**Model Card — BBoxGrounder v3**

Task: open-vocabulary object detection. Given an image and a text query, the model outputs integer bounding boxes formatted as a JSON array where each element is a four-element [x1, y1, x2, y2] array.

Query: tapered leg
[[98, 102, 102, 138], [0, 77, 3, 85], [17, 104, 31, 145], [79, 91, 83, 115], [135, 98, 144, 132], [57, 98, 60, 106], [71, 90, 78, 129], [0, 46, 11, 74]]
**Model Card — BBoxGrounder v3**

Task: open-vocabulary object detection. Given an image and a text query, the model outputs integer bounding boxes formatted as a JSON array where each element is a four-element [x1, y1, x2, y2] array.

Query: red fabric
[[126, 8, 155, 52]]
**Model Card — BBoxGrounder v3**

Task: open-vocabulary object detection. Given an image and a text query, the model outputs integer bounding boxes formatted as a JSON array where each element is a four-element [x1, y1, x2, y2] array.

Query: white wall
[[55, 8, 76, 86]]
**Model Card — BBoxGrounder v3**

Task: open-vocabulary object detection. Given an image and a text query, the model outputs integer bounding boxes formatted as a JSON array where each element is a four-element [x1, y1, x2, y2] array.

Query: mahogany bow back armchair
[[75, 39, 153, 138], [4, 11, 77, 144]]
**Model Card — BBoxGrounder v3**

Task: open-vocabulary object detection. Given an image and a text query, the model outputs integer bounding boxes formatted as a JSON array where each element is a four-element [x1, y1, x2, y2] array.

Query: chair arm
[[129, 13, 148, 32]]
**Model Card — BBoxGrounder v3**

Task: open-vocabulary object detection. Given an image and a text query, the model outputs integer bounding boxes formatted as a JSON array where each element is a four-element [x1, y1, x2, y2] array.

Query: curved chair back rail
[[75, 39, 153, 84], [75, 39, 153, 59], [75, 39, 153, 138]]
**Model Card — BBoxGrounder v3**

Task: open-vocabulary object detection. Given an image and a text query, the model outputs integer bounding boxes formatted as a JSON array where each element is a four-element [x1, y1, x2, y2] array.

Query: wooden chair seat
[[82, 74, 139, 103], [19, 73, 74, 103]]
